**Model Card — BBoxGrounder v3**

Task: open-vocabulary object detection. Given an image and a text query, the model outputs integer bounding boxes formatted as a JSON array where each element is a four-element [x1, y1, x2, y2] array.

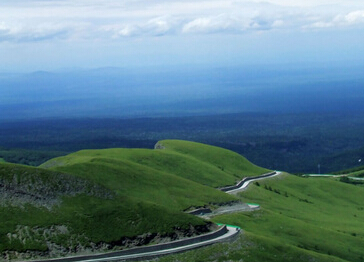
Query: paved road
[[30, 225, 239, 262], [349, 177, 364, 180], [31, 171, 281, 262], [303, 174, 343, 177], [304, 174, 364, 180], [224, 171, 282, 194], [79, 226, 239, 262]]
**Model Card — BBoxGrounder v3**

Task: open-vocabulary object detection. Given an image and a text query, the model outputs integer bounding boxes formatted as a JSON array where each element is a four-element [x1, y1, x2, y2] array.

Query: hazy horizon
[[1, 63, 364, 120]]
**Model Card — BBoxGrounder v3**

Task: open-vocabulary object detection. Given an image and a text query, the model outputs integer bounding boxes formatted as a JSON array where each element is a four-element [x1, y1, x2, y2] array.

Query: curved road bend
[[30, 226, 239, 262], [224, 171, 282, 194], [80, 226, 239, 262], [31, 171, 280, 262]]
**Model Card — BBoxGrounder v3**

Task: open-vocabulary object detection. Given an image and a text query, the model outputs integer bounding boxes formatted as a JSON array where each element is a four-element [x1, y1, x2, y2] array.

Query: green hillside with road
[[2, 139, 363, 262], [158, 174, 364, 262], [1, 140, 267, 260]]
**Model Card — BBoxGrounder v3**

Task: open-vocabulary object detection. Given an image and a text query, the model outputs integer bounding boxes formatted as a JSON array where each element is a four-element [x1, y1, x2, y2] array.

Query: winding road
[[31, 171, 281, 262], [223, 171, 282, 194]]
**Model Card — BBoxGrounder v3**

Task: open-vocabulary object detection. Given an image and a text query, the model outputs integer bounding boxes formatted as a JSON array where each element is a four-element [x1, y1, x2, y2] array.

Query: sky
[[1, 0, 364, 71]]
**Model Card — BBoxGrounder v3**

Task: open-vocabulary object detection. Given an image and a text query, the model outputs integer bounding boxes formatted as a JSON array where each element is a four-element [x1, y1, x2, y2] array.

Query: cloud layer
[[1, 0, 364, 42]]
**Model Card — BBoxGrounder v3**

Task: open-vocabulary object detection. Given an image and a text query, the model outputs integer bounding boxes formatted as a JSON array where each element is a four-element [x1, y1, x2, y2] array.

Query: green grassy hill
[[157, 174, 364, 262], [1, 140, 269, 260], [0, 162, 209, 259], [155, 140, 269, 186], [42, 140, 269, 188], [6, 139, 362, 262]]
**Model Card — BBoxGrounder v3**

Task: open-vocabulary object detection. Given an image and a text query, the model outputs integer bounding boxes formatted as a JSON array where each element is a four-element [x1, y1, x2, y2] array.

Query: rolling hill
[[3, 139, 363, 262], [1, 140, 268, 260]]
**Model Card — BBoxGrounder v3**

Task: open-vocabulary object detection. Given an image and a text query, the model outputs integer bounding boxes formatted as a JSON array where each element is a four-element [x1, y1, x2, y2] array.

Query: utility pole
[[318, 164, 320, 174]]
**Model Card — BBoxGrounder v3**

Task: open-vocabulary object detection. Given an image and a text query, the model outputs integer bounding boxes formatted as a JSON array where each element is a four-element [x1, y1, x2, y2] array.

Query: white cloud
[[182, 14, 241, 34], [0, 21, 85, 42], [303, 9, 364, 29], [118, 25, 138, 37], [345, 10, 364, 24], [144, 16, 178, 36], [0, 22, 15, 38], [0, 0, 364, 42], [272, 20, 284, 28], [181, 14, 288, 34], [100, 16, 179, 38]]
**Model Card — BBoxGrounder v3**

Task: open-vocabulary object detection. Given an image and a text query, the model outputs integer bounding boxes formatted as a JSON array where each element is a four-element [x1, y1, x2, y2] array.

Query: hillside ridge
[[1, 140, 268, 260]]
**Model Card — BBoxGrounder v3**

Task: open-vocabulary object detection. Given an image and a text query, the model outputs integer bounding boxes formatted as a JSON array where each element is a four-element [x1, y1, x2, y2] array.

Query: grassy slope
[[159, 174, 364, 262], [42, 140, 269, 188], [157, 140, 270, 182], [41, 149, 237, 210], [0, 162, 205, 255], [232, 174, 364, 262], [40, 140, 269, 211], [2, 140, 269, 257], [2, 140, 364, 261]]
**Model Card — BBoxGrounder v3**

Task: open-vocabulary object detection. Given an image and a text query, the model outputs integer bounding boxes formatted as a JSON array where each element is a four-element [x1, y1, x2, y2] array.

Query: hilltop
[[1, 140, 268, 260]]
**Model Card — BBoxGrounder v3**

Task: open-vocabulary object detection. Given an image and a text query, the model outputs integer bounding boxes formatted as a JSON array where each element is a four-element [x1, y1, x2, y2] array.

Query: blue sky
[[1, 0, 364, 71]]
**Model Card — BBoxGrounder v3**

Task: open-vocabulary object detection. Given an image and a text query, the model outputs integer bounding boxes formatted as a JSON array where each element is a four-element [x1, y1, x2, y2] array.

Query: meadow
[[157, 174, 364, 262], [1, 140, 363, 261], [1, 140, 268, 260]]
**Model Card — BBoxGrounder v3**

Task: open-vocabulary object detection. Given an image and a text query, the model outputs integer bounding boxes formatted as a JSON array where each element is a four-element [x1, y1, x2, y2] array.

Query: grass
[[0, 194, 205, 253], [5, 140, 362, 261], [0, 158, 5, 163], [207, 174, 364, 261], [157, 233, 347, 262], [42, 140, 269, 188], [230, 174, 364, 261], [346, 169, 364, 178], [3, 140, 269, 257], [0, 162, 208, 255], [42, 153, 237, 211], [154, 173, 364, 262], [40, 140, 270, 211], [157, 140, 270, 181]]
